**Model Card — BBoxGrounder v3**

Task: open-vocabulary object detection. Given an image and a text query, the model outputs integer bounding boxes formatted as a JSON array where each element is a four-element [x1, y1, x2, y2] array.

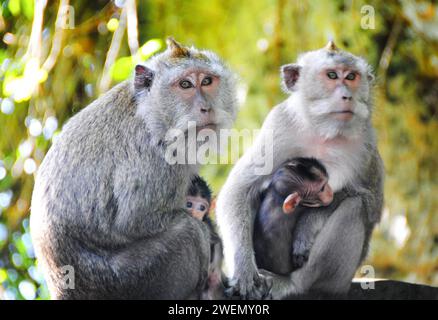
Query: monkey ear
[[282, 192, 301, 214], [210, 198, 217, 212], [281, 64, 301, 92], [134, 65, 154, 91]]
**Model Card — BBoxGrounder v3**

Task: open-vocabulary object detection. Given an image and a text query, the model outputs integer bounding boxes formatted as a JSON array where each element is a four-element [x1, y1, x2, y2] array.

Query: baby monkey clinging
[[186, 176, 225, 300], [253, 158, 333, 276]]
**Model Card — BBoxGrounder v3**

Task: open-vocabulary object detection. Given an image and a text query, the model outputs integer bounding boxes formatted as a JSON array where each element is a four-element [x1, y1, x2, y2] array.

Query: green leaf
[[139, 39, 163, 60], [110, 56, 134, 82], [8, 0, 21, 17], [21, 0, 34, 20], [0, 268, 7, 283]]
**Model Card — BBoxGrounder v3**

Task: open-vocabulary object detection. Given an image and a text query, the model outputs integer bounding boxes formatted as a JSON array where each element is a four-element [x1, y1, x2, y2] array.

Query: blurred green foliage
[[0, 0, 437, 299]]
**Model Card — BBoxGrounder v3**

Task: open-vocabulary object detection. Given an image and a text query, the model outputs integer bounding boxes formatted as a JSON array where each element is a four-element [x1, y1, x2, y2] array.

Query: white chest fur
[[299, 136, 365, 192]]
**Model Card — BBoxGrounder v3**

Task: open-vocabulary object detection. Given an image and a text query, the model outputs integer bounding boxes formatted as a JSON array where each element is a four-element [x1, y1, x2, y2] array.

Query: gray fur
[[216, 43, 384, 299], [30, 42, 237, 299]]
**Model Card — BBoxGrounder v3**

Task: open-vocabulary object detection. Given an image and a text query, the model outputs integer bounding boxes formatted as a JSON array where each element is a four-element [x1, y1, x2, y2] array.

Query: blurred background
[[0, 0, 437, 299]]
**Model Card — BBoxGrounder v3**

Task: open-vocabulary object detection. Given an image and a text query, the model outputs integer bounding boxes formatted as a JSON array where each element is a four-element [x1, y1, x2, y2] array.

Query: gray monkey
[[30, 38, 237, 299], [216, 41, 384, 299]]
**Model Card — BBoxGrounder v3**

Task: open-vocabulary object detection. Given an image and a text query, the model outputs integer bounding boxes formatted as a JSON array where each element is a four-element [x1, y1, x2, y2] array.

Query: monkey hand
[[225, 268, 273, 300]]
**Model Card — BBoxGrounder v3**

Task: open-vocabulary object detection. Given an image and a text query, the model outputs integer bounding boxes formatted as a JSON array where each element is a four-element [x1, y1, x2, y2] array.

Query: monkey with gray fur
[[253, 157, 333, 276], [216, 41, 384, 299], [186, 175, 225, 300], [30, 38, 237, 299]]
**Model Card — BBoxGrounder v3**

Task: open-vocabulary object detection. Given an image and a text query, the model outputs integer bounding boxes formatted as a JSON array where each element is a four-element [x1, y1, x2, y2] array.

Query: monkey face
[[134, 38, 237, 142], [300, 180, 333, 207], [281, 42, 374, 139], [276, 158, 333, 214], [186, 195, 210, 220], [170, 69, 221, 130]]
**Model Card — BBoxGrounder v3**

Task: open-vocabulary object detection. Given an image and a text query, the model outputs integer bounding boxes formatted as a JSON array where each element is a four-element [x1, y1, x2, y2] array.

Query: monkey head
[[134, 37, 238, 142], [272, 158, 333, 214], [186, 175, 212, 221], [186, 195, 210, 221], [281, 40, 375, 139]]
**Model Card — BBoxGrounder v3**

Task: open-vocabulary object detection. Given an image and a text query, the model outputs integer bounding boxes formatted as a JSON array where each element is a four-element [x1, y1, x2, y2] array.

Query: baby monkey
[[253, 157, 333, 276], [186, 176, 225, 300]]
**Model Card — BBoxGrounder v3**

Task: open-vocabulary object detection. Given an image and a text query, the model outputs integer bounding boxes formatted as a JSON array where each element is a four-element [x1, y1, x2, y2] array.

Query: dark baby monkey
[[254, 158, 333, 276], [186, 176, 225, 300]]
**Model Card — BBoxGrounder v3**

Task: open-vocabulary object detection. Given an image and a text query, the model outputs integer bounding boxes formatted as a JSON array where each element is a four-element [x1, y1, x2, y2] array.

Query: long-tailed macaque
[[30, 38, 237, 299], [216, 41, 384, 299]]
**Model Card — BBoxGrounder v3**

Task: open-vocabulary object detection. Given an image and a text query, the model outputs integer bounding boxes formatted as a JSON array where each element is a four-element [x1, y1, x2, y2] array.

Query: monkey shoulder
[[259, 101, 295, 133]]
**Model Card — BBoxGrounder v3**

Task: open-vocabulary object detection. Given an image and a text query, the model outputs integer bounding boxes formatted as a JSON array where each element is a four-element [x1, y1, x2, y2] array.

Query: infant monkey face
[[300, 181, 333, 207], [186, 195, 210, 220], [279, 158, 334, 215]]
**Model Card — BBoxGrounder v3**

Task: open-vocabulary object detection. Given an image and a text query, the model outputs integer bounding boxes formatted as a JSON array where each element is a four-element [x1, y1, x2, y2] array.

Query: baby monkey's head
[[186, 175, 212, 221], [271, 157, 333, 214]]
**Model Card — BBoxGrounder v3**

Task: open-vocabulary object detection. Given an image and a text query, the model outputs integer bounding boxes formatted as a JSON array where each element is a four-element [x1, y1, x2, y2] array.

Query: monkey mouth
[[300, 201, 321, 207], [332, 110, 354, 115], [330, 110, 354, 120]]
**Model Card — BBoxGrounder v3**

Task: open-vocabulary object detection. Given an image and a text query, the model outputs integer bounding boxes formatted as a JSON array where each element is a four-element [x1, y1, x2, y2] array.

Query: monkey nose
[[342, 95, 352, 101]]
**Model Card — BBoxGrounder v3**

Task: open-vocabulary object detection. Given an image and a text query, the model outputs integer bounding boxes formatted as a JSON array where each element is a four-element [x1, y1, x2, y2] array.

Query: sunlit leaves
[[107, 18, 119, 32], [110, 56, 133, 82], [7, 0, 20, 17], [2, 58, 48, 102], [0, 268, 7, 283], [110, 38, 163, 82], [21, 0, 34, 20], [7, 0, 35, 20], [139, 39, 163, 60], [0, 219, 47, 300], [1, 98, 14, 114]]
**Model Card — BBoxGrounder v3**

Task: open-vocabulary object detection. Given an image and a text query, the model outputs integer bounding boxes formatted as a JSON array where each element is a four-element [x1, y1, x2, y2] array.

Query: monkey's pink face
[[186, 195, 210, 220], [318, 66, 361, 122], [300, 178, 333, 207], [172, 69, 220, 129]]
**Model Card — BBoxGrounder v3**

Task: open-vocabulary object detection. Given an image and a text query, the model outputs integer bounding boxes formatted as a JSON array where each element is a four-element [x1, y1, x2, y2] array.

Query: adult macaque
[[186, 175, 225, 300], [216, 41, 384, 299], [30, 38, 237, 299], [253, 157, 333, 276]]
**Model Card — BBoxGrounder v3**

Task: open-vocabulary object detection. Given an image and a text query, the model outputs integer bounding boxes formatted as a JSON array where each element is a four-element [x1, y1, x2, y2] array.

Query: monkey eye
[[319, 184, 326, 192], [199, 204, 206, 211], [201, 76, 213, 86], [179, 80, 193, 89], [186, 201, 193, 208], [345, 72, 356, 80], [327, 71, 338, 79]]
